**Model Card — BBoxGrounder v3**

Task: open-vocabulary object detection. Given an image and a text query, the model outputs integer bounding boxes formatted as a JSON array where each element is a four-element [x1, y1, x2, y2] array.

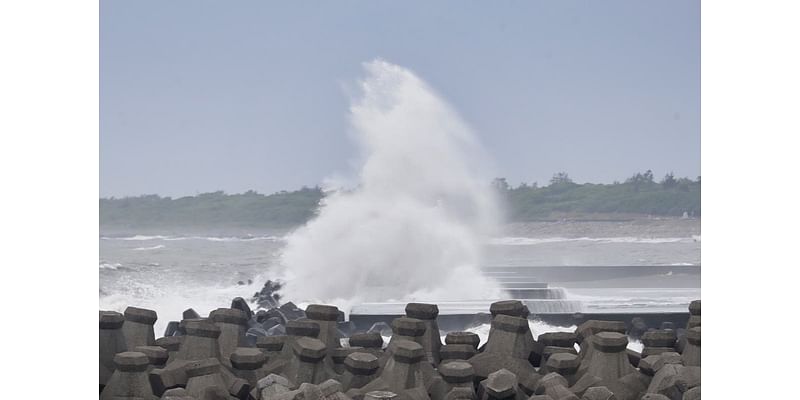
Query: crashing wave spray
[[276, 59, 506, 309]]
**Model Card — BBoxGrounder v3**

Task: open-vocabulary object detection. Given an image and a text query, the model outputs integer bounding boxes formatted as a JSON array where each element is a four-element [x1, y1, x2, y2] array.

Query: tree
[[491, 177, 510, 192], [661, 172, 677, 188], [549, 172, 573, 186]]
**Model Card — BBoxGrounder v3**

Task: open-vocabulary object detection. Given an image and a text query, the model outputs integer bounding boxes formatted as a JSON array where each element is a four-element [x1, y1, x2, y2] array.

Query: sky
[[100, 0, 699, 198]]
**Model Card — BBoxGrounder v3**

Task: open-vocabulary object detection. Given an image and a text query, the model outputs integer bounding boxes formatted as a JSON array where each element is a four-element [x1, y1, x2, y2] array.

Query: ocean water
[[99, 220, 700, 336]]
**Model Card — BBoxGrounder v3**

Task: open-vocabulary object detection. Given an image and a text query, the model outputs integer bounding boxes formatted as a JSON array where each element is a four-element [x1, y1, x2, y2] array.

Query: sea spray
[[277, 60, 506, 310]]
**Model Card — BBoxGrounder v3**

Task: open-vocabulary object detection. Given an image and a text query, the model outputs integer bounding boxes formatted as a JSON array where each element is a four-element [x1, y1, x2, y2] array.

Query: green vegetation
[[100, 171, 700, 229], [100, 187, 324, 230], [494, 171, 700, 221]]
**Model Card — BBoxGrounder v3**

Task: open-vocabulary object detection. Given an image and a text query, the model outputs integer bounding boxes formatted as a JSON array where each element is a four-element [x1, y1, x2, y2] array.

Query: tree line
[[100, 171, 700, 229]]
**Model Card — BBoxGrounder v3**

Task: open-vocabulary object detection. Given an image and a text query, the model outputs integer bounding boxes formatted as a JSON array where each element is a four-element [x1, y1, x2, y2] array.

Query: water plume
[[276, 59, 505, 310]]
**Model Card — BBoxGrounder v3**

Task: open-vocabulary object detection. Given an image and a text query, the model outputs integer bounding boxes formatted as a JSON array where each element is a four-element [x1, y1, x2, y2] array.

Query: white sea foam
[[99, 277, 260, 336], [133, 244, 166, 251], [277, 59, 505, 306], [99, 262, 121, 270], [101, 234, 283, 242], [460, 321, 642, 351], [489, 236, 693, 246]]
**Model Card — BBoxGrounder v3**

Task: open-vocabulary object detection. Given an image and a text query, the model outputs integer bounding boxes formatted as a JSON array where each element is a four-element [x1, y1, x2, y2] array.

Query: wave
[[133, 244, 165, 251], [101, 234, 284, 242], [99, 262, 121, 270], [488, 236, 694, 246]]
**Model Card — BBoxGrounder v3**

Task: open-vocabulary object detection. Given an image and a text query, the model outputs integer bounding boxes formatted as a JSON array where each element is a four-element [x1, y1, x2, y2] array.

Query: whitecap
[[132, 244, 166, 251]]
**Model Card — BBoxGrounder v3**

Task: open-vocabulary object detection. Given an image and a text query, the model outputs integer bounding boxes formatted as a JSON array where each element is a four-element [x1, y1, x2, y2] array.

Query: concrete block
[[123, 306, 158, 350], [444, 332, 480, 349], [100, 351, 155, 400], [100, 311, 128, 388]]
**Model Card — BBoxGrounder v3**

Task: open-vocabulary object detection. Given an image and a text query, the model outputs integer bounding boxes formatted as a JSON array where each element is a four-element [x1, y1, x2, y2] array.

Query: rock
[[183, 309, 201, 320], [279, 302, 306, 321], [628, 318, 648, 339], [267, 324, 287, 336], [367, 322, 393, 337], [231, 297, 253, 320], [252, 280, 283, 309], [626, 349, 641, 368], [164, 321, 182, 337]]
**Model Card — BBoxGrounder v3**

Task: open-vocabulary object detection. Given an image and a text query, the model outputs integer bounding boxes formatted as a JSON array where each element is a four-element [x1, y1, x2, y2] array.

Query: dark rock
[[256, 309, 270, 324], [659, 322, 675, 331], [267, 323, 287, 336], [628, 317, 648, 339], [252, 280, 283, 309], [164, 321, 181, 337], [246, 327, 268, 346], [231, 297, 253, 320], [367, 322, 393, 336], [183, 308, 201, 320], [280, 301, 307, 321]]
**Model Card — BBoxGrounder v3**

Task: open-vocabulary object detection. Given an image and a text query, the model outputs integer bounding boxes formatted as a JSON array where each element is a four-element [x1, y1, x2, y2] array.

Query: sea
[[99, 218, 700, 342]]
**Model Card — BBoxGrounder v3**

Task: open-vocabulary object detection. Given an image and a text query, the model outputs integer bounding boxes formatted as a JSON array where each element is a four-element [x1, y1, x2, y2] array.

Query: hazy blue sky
[[101, 1, 699, 198]]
